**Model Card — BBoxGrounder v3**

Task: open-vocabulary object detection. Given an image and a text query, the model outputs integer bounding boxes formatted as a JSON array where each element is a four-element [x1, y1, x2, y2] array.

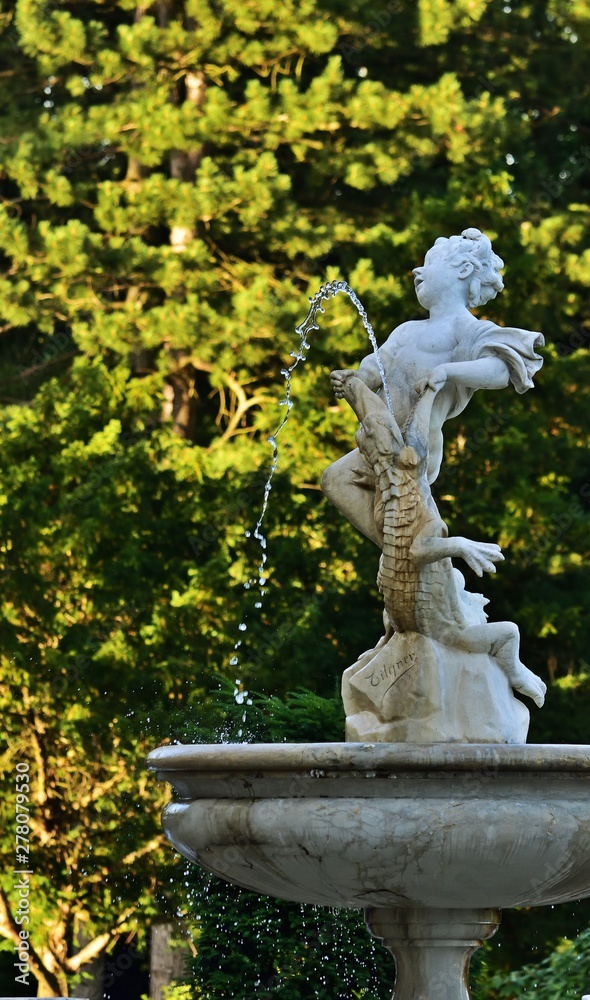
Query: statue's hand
[[456, 538, 504, 577], [415, 365, 448, 396], [330, 369, 357, 399]]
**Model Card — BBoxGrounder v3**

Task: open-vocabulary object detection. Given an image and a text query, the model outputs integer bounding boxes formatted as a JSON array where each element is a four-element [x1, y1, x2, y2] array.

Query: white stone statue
[[322, 229, 547, 743]]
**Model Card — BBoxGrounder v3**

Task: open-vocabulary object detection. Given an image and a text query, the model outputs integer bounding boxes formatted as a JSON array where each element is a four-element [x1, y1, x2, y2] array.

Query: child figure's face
[[412, 243, 471, 311]]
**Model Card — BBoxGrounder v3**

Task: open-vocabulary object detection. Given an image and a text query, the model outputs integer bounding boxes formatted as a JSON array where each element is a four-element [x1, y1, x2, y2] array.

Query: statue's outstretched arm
[[444, 357, 510, 390], [416, 357, 510, 396]]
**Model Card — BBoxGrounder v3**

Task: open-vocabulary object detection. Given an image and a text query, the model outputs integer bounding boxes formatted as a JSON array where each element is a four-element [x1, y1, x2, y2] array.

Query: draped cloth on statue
[[451, 318, 545, 403]]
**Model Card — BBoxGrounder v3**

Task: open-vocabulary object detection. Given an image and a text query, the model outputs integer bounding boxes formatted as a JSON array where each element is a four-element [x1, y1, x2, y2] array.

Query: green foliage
[[472, 924, 590, 998], [165, 986, 193, 1000], [180, 677, 345, 743]]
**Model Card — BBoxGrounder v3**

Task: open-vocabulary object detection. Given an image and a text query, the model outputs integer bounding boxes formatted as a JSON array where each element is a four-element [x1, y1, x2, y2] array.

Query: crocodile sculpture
[[335, 369, 546, 735]]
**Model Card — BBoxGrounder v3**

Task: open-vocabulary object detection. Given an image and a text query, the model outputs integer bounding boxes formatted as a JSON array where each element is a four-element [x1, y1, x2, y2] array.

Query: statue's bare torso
[[359, 316, 478, 483]]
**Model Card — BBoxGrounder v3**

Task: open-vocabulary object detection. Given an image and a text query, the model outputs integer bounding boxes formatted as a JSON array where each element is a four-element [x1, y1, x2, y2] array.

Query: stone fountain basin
[[148, 742, 590, 911]]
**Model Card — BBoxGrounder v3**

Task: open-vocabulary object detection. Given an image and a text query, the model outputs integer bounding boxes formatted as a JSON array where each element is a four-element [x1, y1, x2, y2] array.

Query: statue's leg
[[444, 622, 546, 708], [321, 448, 382, 547], [486, 623, 546, 707]]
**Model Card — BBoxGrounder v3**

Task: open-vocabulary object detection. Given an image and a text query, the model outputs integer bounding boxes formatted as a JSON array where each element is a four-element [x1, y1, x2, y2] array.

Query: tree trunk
[[150, 922, 191, 1000], [163, 67, 207, 440], [71, 955, 105, 999], [70, 926, 105, 999]]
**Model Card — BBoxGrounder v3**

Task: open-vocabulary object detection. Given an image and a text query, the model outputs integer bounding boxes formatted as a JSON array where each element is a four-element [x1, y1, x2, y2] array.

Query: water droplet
[[238, 623, 247, 631], [230, 656, 238, 666]]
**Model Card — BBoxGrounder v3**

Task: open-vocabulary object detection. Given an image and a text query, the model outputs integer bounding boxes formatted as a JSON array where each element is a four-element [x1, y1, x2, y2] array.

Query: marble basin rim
[[148, 741, 590, 911]]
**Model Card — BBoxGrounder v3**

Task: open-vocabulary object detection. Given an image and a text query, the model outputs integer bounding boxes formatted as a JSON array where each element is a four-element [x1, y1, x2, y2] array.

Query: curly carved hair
[[433, 227, 504, 308]]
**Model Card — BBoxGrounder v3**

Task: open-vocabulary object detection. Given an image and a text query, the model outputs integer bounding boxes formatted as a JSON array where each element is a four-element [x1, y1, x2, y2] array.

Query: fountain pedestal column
[[365, 907, 500, 1000]]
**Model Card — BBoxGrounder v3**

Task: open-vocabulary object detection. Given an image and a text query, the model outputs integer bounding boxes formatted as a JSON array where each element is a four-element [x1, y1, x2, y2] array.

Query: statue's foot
[[513, 663, 547, 708]]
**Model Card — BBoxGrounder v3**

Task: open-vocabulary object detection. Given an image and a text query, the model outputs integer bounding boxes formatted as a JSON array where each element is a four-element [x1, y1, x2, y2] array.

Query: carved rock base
[[365, 906, 500, 1000], [342, 632, 530, 744]]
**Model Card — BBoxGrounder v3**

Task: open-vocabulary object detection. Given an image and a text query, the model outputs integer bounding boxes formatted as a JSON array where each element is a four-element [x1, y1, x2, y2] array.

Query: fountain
[[148, 228, 590, 997]]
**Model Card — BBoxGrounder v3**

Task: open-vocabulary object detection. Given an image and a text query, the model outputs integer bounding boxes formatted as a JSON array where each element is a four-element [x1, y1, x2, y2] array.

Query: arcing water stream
[[230, 281, 392, 722], [252, 279, 392, 600]]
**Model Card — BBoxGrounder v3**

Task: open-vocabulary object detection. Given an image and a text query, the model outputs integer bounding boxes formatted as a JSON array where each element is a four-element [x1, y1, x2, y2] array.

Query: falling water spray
[[253, 279, 393, 594], [229, 280, 392, 720]]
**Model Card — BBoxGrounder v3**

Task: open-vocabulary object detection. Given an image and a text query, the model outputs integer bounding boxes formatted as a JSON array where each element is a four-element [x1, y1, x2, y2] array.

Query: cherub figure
[[333, 368, 546, 709], [322, 228, 544, 547]]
